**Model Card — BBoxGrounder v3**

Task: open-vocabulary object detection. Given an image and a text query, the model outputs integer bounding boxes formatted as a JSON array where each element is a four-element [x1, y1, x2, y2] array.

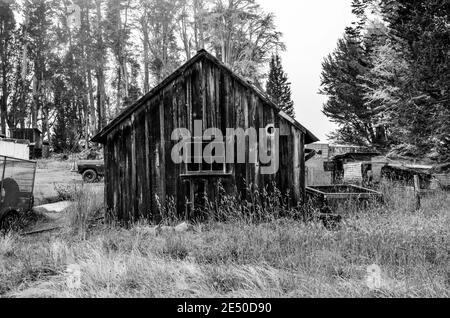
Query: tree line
[[321, 0, 449, 161], [0, 0, 294, 152]]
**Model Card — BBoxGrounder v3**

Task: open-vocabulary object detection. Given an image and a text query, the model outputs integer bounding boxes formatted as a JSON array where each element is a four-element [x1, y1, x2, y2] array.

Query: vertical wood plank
[[144, 105, 152, 219], [159, 92, 166, 210], [299, 132, 306, 203], [131, 114, 137, 221], [414, 175, 421, 211]]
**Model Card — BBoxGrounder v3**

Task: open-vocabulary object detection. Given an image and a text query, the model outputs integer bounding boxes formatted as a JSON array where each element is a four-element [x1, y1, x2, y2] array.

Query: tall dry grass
[[67, 185, 105, 240], [0, 182, 449, 298]]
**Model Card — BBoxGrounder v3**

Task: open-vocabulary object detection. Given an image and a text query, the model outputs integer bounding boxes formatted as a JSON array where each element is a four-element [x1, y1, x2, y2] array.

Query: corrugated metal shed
[[343, 162, 362, 184], [0, 140, 30, 160]]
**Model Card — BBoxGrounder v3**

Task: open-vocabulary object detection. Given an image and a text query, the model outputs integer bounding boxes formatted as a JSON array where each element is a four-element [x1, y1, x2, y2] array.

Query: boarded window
[[185, 139, 226, 175]]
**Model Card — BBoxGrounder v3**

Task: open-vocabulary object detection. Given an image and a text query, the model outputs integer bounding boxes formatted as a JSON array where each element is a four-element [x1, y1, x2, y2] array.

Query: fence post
[[414, 175, 421, 211], [71, 154, 77, 172]]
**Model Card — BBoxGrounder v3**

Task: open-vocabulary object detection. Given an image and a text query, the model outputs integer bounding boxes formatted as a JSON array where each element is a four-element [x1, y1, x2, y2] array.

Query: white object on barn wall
[[0, 140, 30, 160]]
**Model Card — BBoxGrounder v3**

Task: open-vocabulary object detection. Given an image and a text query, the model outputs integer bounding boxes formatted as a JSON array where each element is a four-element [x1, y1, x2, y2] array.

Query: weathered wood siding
[[103, 57, 307, 222]]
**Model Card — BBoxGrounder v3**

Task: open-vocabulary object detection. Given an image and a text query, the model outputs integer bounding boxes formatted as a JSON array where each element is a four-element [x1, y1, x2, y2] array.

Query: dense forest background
[[0, 0, 448, 162], [321, 0, 449, 161], [0, 0, 290, 152]]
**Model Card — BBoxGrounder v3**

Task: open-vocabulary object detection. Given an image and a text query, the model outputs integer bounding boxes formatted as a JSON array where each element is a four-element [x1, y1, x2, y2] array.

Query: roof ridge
[[92, 49, 319, 144]]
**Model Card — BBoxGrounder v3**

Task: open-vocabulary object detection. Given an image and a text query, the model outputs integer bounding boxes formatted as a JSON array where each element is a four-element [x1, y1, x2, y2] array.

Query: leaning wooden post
[[71, 155, 77, 172], [413, 175, 421, 211]]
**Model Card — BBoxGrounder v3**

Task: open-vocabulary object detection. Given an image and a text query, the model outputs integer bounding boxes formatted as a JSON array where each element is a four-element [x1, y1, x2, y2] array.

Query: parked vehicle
[[77, 160, 104, 183], [0, 156, 36, 231]]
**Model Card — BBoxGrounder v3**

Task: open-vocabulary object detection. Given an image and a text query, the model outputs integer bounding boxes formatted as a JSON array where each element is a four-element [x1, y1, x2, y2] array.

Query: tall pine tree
[[266, 54, 295, 118], [321, 0, 449, 159], [379, 0, 450, 160], [320, 0, 391, 150], [0, 0, 16, 135]]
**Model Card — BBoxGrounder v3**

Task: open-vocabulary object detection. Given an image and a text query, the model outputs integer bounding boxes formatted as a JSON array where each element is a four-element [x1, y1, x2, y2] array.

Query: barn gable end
[[93, 50, 319, 223]]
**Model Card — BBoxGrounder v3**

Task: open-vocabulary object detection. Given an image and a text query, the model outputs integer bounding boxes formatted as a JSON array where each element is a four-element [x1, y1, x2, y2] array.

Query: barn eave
[[91, 49, 319, 145]]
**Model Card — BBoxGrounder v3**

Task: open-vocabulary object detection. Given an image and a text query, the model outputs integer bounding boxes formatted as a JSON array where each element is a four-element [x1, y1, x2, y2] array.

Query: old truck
[[0, 156, 36, 230], [77, 160, 104, 183]]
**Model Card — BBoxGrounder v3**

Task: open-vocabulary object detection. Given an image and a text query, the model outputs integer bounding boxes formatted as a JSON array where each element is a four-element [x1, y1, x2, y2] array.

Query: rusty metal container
[[306, 185, 383, 215]]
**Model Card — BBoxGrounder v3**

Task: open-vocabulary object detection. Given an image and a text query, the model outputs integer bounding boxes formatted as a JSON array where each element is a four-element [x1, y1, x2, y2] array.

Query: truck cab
[[77, 160, 104, 183]]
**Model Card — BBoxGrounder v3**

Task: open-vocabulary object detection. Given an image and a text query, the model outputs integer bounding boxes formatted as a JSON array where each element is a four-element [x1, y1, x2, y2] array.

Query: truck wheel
[[82, 169, 98, 183], [0, 209, 20, 232]]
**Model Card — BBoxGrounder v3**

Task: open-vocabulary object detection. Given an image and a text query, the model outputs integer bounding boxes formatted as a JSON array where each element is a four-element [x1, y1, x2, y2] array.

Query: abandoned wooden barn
[[92, 50, 319, 223]]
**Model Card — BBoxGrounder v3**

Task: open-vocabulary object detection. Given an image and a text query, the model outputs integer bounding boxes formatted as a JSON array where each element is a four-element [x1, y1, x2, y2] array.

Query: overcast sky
[[258, 0, 355, 142]]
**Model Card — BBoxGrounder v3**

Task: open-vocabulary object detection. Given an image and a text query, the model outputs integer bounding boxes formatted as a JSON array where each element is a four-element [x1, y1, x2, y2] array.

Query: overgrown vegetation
[[0, 0, 284, 151], [54, 184, 83, 202], [1, 183, 448, 298], [156, 181, 305, 226], [66, 186, 105, 240], [321, 0, 450, 160]]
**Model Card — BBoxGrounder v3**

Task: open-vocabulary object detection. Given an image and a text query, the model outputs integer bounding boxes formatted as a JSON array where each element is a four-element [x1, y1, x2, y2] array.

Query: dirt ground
[[20, 159, 104, 235], [33, 159, 103, 205]]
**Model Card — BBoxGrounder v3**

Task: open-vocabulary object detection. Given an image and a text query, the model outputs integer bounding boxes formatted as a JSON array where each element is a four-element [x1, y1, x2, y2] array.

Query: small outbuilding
[[0, 138, 30, 160], [92, 50, 318, 223], [9, 128, 43, 159]]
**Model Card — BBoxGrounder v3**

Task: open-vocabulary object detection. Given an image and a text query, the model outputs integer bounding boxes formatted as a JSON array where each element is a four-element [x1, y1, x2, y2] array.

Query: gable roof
[[92, 49, 319, 144]]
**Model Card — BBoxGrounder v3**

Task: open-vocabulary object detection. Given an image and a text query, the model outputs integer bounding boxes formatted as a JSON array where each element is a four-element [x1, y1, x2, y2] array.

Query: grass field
[[0, 172, 449, 298]]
